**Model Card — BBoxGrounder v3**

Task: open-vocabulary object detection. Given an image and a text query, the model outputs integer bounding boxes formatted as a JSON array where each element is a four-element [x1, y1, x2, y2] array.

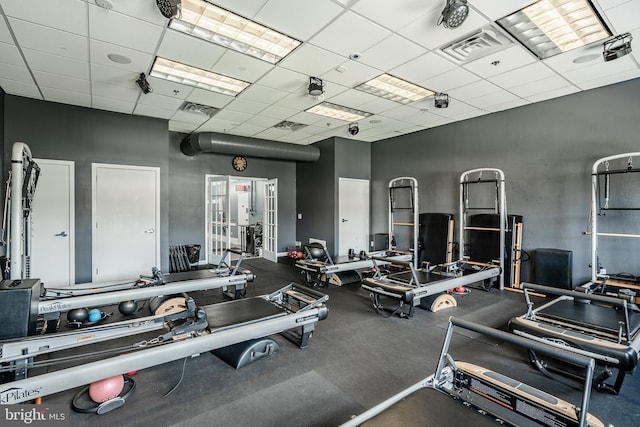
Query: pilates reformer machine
[[509, 153, 640, 395], [342, 317, 606, 427], [0, 282, 329, 412], [295, 242, 413, 287], [362, 169, 521, 318]]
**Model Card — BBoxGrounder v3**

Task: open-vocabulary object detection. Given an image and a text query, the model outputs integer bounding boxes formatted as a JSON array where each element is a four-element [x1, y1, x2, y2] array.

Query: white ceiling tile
[[133, 103, 174, 119], [278, 44, 345, 77], [225, 98, 269, 115], [483, 98, 530, 113], [352, 0, 439, 31], [237, 84, 288, 104], [0, 15, 14, 44], [286, 111, 328, 125], [0, 42, 25, 67], [40, 87, 91, 107], [427, 99, 476, 118], [91, 81, 140, 103], [206, 0, 266, 19], [214, 109, 253, 123], [321, 58, 380, 88], [144, 76, 193, 100], [526, 85, 581, 102], [227, 123, 264, 137], [462, 45, 537, 78], [8, 18, 88, 61], [327, 88, 380, 109], [357, 96, 403, 115], [470, 0, 536, 20], [594, 0, 631, 10], [244, 115, 282, 128], [0, 78, 41, 98], [563, 55, 637, 84], [0, 63, 34, 83], [259, 104, 298, 120], [1, 0, 88, 36], [391, 52, 457, 83], [33, 70, 90, 94], [212, 50, 274, 83], [576, 68, 640, 90], [157, 29, 226, 71], [254, 0, 344, 41], [274, 92, 322, 111], [105, 0, 168, 26], [88, 4, 163, 54], [169, 119, 201, 133], [254, 67, 308, 93], [309, 11, 391, 58], [186, 88, 234, 109], [508, 75, 572, 98], [89, 39, 153, 72], [465, 90, 520, 109], [488, 62, 558, 89], [171, 109, 211, 125], [543, 44, 605, 74], [359, 34, 425, 71], [398, 7, 490, 50], [419, 67, 481, 92], [92, 95, 135, 114], [137, 86, 187, 110], [197, 117, 242, 132], [448, 80, 502, 101], [604, 1, 640, 32], [91, 63, 142, 89], [23, 48, 89, 79]]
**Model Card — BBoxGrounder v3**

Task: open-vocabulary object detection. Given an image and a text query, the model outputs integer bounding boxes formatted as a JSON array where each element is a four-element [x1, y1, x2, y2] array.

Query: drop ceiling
[[0, 0, 638, 144]]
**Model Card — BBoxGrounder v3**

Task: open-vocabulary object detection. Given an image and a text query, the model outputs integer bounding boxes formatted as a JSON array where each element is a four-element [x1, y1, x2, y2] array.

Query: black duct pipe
[[181, 132, 320, 162]]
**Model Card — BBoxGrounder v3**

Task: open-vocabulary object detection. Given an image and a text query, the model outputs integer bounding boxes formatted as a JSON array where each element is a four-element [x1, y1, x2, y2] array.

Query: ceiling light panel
[[355, 74, 434, 104], [306, 102, 373, 122], [497, 0, 610, 59], [150, 57, 250, 96], [170, 0, 301, 64]]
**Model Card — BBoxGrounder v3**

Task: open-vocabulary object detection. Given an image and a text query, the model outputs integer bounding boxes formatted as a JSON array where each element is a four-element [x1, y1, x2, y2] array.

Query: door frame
[[91, 163, 160, 282], [338, 177, 370, 256], [32, 158, 75, 285]]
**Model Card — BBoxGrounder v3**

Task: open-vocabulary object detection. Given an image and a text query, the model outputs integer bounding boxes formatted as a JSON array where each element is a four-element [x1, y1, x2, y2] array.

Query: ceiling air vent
[[273, 121, 307, 131], [440, 26, 512, 63], [179, 101, 219, 117]]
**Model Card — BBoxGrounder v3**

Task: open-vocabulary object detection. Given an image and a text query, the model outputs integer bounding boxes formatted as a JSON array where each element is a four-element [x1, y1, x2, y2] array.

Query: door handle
[[54, 231, 68, 237], [144, 228, 155, 234], [341, 219, 348, 222]]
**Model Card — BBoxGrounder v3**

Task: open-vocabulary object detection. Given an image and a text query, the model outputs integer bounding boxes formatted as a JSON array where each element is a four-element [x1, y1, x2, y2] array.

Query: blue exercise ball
[[88, 308, 102, 322]]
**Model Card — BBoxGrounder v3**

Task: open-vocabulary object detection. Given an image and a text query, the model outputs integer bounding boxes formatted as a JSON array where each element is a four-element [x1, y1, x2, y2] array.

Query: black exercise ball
[[118, 300, 138, 315], [67, 308, 89, 323]]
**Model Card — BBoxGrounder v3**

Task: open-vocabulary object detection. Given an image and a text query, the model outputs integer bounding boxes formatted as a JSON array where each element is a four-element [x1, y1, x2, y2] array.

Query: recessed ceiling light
[[356, 74, 433, 104], [497, 0, 610, 60], [107, 53, 131, 64], [169, 0, 301, 64], [306, 102, 372, 122], [150, 57, 250, 96]]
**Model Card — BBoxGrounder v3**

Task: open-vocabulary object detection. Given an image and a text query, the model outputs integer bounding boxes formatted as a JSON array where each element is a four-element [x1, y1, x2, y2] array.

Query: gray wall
[[168, 131, 298, 256], [3, 95, 169, 283], [370, 77, 640, 285]]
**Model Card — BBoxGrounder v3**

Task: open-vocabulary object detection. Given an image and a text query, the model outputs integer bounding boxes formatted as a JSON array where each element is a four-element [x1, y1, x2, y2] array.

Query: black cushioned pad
[[164, 269, 228, 282], [539, 300, 640, 337], [204, 297, 284, 329], [387, 269, 450, 285], [361, 387, 501, 426]]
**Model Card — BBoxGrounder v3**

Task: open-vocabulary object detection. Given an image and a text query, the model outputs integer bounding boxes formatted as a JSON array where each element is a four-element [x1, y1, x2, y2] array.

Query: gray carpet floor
[[25, 258, 640, 426]]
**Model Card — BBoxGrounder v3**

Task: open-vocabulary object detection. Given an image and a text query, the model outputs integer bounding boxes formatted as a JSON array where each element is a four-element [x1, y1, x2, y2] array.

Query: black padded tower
[[467, 214, 523, 288], [0, 279, 41, 340], [418, 213, 454, 266], [535, 248, 573, 289]]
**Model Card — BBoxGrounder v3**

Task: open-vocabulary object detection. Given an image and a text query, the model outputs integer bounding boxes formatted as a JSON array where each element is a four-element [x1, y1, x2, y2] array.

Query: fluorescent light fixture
[[150, 57, 250, 96], [170, 0, 301, 64], [306, 102, 372, 122], [497, 0, 610, 59], [355, 74, 434, 104]]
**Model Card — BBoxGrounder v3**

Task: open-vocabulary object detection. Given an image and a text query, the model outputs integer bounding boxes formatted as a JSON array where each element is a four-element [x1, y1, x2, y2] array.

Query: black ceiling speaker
[[156, 0, 181, 19], [603, 33, 633, 62], [438, 0, 469, 29]]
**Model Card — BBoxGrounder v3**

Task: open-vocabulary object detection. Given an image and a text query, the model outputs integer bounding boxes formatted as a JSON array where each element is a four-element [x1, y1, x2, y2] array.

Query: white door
[[339, 178, 370, 256], [262, 179, 278, 262], [30, 159, 75, 286], [205, 175, 231, 266], [92, 164, 160, 282]]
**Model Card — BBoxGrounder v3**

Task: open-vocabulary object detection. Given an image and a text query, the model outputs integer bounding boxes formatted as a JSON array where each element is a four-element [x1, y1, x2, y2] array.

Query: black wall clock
[[232, 155, 248, 172]]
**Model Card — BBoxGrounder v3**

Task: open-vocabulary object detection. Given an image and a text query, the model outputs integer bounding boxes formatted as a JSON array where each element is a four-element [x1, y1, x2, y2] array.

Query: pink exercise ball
[[89, 375, 124, 403]]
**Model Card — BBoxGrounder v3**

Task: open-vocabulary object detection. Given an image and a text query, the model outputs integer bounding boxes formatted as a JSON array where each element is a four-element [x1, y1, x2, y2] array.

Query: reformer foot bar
[[509, 283, 640, 395], [361, 257, 500, 318], [342, 317, 604, 427], [296, 248, 412, 287], [0, 284, 328, 405], [35, 249, 253, 325]]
